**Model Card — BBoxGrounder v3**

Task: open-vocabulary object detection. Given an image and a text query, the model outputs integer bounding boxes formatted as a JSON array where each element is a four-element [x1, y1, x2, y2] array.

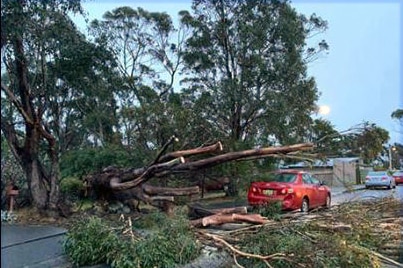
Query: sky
[[74, 0, 402, 145]]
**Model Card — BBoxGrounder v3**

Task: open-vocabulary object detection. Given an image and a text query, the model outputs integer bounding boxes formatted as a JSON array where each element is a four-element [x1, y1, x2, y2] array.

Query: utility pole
[[389, 145, 396, 170]]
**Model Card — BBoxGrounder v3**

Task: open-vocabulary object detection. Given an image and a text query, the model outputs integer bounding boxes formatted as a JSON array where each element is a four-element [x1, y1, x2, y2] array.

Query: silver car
[[365, 171, 396, 189]]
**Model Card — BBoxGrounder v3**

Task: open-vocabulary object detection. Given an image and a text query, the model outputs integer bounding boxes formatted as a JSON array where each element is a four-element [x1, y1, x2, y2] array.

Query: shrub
[[251, 201, 282, 220], [64, 208, 201, 267], [62, 217, 120, 266], [60, 177, 84, 201]]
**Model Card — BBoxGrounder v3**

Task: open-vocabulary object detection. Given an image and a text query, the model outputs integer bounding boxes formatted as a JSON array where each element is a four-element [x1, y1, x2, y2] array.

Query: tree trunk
[[190, 213, 268, 227], [85, 141, 313, 212], [188, 204, 248, 218], [26, 159, 48, 209], [1, 32, 60, 213]]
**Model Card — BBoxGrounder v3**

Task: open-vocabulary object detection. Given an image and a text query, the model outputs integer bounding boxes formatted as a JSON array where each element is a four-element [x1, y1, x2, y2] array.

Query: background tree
[[1, 0, 119, 212], [391, 108, 402, 130], [88, 7, 199, 153], [307, 118, 341, 157], [339, 122, 390, 164], [179, 0, 328, 149]]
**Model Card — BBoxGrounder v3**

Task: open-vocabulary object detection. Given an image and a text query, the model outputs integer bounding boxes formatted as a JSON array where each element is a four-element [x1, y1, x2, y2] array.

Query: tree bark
[[85, 142, 313, 212], [1, 27, 60, 212], [188, 204, 248, 218], [190, 213, 268, 227]]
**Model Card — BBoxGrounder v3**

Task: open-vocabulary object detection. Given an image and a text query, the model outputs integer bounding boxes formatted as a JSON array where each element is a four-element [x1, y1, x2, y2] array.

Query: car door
[[301, 174, 317, 207], [310, 175, 327, 207]]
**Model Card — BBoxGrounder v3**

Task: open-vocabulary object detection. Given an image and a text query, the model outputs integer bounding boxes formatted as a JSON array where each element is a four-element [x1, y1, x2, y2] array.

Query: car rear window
[[272, 173, 297, 183], [367, 171, 387, 176], [393, 171, 403, 176]]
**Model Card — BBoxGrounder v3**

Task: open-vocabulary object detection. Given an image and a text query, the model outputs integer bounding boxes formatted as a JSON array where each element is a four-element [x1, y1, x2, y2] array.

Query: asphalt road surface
[[332, 184, 403, 207], [1, 225, 69, 268]]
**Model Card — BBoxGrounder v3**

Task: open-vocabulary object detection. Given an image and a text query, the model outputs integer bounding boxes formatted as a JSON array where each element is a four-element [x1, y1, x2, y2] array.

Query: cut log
[[190, 213, 268, 227], [158, 141, 223, 163], [188, 204, 248, 218]]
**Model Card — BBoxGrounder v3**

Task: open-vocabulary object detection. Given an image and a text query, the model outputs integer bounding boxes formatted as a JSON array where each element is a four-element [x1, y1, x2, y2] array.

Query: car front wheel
[[301, 198, 309, 213]]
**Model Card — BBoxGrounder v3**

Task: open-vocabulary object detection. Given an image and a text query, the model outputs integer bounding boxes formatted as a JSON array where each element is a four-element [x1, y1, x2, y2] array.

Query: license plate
[[263, 189, 274, 195]]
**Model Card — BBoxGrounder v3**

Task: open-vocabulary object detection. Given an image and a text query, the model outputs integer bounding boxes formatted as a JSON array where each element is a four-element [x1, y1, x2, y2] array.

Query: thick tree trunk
[[1, 33, 60, 213], [85, 141, 313, 213], [26, 159, 48, 209]]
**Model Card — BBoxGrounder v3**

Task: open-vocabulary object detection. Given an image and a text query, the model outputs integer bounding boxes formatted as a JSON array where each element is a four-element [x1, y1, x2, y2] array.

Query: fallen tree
[[84, 136, 314, 212]]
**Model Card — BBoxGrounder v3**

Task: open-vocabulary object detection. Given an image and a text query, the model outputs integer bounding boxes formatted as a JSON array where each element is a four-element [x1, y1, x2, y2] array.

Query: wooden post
[[6, 183, 19, 213]]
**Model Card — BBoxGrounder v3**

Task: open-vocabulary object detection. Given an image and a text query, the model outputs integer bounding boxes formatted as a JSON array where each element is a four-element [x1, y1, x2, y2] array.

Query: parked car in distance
[[365, 171, 396, 189], [247, 170, 331, 212], [392, 170, 403, 186]]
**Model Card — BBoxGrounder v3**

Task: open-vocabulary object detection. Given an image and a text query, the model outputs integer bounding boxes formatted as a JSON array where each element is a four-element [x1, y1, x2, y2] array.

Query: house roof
[[280, 157, 360, 168]]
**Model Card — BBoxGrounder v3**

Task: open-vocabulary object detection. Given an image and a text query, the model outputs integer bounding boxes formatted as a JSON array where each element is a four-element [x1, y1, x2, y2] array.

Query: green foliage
[[237, 223, 378, 268], [338, 122, 389, 162], [391, 108, 403, 121], [252, 202, 283, 220], [131, 210, 168, 230], [238, 226, 309, 268], [64, 209, 201, 267], [180, 0, 328, 147], [60, 145, 146, 177], [1, 138, 25, 185], [236, 198, 397, 268], [309, 118, 341, 156], [63, 217, 121, 266], [60, 177, 84, 201]]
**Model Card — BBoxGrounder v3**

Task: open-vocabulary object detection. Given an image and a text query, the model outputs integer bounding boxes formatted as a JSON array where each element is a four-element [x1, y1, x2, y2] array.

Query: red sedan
[[392, 170, 403, 185], [247, 170, 331, 212]]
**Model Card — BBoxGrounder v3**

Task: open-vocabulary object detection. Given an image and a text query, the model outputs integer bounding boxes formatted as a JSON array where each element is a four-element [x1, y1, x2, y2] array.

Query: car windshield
[[393, 171, 403, 176], [367, 171, 387, 176], [271, 173, 297, 183]]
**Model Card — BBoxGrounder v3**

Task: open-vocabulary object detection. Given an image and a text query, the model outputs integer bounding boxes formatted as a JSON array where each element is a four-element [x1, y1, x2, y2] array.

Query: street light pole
[[389, 146, 396, 170]]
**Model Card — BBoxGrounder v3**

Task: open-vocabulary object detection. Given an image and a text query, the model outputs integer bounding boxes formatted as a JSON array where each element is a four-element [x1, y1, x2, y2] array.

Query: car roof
[[277, 169, 306, 174]]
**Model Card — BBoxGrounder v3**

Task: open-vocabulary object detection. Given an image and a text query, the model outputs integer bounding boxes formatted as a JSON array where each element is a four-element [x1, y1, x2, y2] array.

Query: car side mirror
[[319, 181, 326, 186]]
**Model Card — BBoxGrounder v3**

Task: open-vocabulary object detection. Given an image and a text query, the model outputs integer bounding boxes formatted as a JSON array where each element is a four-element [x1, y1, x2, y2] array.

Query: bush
[[63, 217, 120, 266], [60, 177, 84, 202], [252, 201, 282, 220], [64, 208, 201, 267]]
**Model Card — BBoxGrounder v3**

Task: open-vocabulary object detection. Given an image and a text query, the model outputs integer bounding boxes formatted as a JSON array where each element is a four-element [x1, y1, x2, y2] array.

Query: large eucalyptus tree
[[179, 0, 329, 148], [89, 7, 199, 151], [1, 0, 118, 211]]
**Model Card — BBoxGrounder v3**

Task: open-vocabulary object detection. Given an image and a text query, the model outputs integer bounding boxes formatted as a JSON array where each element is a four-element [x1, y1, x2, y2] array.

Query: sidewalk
[[331, 184, 366, 196]]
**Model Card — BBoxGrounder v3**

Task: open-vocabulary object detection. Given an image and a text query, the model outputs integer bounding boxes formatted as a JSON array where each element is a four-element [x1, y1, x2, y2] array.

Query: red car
[[247, 170, 331, 212], [392, 170, 403, 185]]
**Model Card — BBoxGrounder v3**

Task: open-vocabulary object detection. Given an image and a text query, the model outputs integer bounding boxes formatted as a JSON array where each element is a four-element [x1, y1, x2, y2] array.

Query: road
[[333, 184, 403, 206], [1, 225, 70, 268]]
